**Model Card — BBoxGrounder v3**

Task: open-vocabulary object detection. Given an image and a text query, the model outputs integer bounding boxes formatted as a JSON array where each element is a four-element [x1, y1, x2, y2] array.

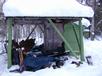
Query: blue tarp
[[24, 54, 54, 71]]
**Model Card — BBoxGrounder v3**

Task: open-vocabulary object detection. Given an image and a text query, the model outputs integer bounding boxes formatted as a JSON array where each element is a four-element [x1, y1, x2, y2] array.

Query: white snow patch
[[3, 0, 94, 17]]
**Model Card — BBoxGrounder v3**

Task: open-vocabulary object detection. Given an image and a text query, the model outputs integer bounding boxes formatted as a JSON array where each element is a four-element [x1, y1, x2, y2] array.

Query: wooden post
[[48, 18, 78, 58], [79, 19, 85, 61], [7, 18, 12, 68]]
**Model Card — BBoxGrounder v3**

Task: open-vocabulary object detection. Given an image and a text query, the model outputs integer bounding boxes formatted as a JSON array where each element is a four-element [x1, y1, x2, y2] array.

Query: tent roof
[[3, 0, 94, 17]]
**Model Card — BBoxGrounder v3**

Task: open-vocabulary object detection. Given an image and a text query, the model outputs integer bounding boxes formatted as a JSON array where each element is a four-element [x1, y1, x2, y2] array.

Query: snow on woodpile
[[3, 0, 94, 17]]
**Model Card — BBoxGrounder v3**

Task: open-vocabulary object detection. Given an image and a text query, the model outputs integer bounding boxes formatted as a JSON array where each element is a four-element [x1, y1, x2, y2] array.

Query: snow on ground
[[0, 38, 102, 76]]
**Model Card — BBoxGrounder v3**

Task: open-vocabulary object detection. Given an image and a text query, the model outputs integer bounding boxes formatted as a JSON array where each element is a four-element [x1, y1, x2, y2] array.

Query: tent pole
[[48, 18, 78, 58], [7, 18, 12, 68], [79, 18, 85, 61]]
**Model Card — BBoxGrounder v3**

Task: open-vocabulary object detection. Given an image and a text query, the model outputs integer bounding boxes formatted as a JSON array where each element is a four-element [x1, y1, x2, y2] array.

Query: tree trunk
[[0, 0, 6, 12], [90, 0, 96, 40]]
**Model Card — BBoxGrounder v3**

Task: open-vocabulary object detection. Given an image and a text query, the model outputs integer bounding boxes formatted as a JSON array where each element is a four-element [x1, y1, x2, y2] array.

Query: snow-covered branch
[[96, 19, 102, 27]]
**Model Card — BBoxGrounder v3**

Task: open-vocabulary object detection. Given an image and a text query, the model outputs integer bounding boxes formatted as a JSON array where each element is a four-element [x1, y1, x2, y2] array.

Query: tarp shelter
[[3, 0, 94, 68]]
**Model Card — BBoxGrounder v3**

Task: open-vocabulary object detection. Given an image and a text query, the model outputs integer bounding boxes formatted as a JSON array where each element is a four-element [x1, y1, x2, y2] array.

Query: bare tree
[[0, 0, 6, 20], [76, 0, 88, 4], [0, 0, 6, 38], [0, 0, 6, 12], [90, 0, 96, 40]]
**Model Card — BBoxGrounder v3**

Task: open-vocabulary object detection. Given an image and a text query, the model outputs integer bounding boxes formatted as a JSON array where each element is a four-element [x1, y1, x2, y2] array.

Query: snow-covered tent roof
[[3, 0, 94, 17]]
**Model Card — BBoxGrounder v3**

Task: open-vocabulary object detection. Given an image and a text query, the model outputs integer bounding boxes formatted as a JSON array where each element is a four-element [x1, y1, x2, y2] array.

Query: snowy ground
[[0, 38, 102, 76]]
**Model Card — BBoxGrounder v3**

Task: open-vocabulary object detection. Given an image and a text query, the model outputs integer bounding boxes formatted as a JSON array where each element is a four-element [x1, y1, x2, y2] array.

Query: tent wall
[[48, 19, 84, 60], [63, 20, 84, 61], [63, 23, 80, 54]]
